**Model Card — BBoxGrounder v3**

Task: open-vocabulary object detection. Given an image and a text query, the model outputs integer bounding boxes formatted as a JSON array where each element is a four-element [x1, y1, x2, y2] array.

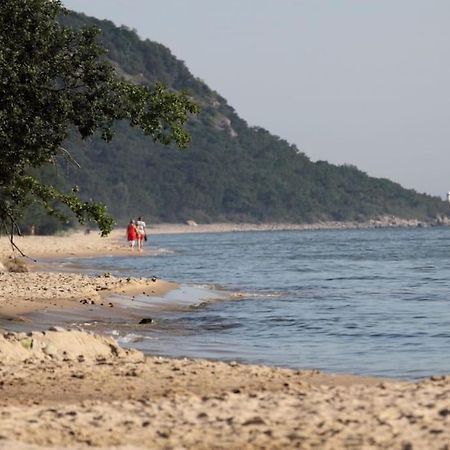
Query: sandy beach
[[1, 227, 450, 449]]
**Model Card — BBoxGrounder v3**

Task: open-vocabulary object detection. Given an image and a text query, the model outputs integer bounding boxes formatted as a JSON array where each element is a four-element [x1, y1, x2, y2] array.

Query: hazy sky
[[63, 0, 450, 197]]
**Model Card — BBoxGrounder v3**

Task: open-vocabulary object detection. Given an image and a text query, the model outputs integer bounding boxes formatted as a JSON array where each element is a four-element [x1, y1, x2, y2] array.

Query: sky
[[63, 0, 450, 198]]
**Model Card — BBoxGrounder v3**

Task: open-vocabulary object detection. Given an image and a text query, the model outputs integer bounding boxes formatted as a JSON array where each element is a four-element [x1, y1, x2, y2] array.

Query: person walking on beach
[[126, 219, 137, 251], [136, 216, 147, 253]]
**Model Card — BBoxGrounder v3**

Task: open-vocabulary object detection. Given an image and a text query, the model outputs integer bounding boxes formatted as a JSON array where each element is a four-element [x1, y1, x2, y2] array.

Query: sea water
[[58, 227, 450, 379]]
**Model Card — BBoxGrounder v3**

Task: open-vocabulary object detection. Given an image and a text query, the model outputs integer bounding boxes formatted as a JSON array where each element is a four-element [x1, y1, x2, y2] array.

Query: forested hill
[[31, 11, 450, 231]]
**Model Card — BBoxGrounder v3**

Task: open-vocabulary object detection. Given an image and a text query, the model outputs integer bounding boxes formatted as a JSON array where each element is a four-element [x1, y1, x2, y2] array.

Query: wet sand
[[1, 229, 450, 449]]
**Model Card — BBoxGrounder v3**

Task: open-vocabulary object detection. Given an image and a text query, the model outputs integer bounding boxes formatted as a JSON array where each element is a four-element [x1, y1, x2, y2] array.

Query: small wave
[[325, 275, 392, 281], [190, 283, 218, 291], [150, 247, 177, 256], [179, 284, 287, 298], [230, 291, 285, 299], [203, 322, 242, 331], [411, 264, 435, 269], [117, 333, 145, 344], [71, 321, 99, 327]]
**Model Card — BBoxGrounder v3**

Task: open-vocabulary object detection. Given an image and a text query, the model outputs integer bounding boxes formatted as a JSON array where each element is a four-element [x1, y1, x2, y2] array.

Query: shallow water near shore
[[52, 227, 450, 379]]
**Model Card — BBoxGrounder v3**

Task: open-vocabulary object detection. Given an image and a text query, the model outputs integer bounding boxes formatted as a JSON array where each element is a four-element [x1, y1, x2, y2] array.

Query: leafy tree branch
[[0, 0, 198, 241]]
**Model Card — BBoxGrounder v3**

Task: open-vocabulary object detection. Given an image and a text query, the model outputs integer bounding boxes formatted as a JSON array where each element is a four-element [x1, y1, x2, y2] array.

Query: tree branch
[[59, 146, 81, 168], [3, 212, 37, 262]]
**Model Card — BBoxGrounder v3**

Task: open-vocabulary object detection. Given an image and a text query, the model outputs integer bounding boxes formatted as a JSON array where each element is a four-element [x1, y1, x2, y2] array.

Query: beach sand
[[1, 228, 450, 449], [1, 329, 450, 449]]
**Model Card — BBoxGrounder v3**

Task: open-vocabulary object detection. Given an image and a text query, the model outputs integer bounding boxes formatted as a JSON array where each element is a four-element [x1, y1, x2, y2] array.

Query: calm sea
[[58, 227, 450, 379]]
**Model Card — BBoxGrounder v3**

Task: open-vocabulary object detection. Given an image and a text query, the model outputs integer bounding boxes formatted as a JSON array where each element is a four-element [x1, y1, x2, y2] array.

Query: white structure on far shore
[[447, 192, 450, 202]]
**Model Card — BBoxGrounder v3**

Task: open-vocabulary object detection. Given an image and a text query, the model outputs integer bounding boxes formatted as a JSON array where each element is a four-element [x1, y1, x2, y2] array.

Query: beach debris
[[20, 337, 33, 349], [242, 416, 266, 426], [103, 272, 111, 278], [4, 256, 29, 273], [430, 375, 446, 382], [80, 299, 88, 305], [125, 367, 139, 377], [139, 318, 154, 324], [151, 276, 157, 282], [108, 302, 114, 308], [49, 326, 66, 332], [71, 372, 85, 379], [126, 277, 131, 282]]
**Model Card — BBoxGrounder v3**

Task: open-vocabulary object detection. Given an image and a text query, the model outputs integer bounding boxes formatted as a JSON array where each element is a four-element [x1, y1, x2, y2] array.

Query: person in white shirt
[[135, 216, 147, 252]]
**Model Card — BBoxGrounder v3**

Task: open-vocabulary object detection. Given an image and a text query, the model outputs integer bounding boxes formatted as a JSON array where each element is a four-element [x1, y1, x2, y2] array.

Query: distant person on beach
[[126, 219, 137, 251], [135, 216, 147, 252]]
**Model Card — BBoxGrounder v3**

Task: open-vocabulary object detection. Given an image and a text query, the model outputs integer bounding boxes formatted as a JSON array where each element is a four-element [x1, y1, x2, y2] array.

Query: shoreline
[[0, 216, 443, 263], [1, 229, 450, 448], [0, 271, 178, 328], [149, 216, 440, 235]]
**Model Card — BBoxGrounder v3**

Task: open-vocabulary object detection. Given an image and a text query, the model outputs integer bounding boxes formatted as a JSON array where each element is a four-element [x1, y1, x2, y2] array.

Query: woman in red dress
[[126, 219, 137, 251]]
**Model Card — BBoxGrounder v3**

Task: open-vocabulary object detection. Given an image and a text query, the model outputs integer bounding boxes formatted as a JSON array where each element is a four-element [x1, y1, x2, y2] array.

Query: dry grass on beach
[[0, 227, 450, 449]]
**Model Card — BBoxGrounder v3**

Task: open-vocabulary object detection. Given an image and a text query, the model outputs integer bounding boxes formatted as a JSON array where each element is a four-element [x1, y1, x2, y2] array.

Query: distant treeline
[[23, 11, 450, 233]]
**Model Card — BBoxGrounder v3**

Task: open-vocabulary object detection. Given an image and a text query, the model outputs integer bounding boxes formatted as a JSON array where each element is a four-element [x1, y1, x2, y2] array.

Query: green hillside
[[27, 11, 450, 231]]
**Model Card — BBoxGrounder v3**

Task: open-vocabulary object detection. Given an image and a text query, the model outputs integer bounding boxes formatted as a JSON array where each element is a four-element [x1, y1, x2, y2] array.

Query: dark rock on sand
[[139, 318, 154, 325]]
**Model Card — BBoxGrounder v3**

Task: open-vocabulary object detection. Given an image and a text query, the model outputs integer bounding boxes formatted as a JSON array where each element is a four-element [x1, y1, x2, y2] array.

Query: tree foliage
[[0, 0, 198, 238]]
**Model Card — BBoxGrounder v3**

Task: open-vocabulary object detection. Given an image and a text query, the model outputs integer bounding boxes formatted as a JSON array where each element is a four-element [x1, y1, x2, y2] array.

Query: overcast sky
[[63, 0, 450, 197]]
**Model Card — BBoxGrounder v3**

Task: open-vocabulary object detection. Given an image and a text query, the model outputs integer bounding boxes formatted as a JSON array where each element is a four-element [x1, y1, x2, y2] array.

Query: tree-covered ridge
[[30, 11, 450, 232]]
